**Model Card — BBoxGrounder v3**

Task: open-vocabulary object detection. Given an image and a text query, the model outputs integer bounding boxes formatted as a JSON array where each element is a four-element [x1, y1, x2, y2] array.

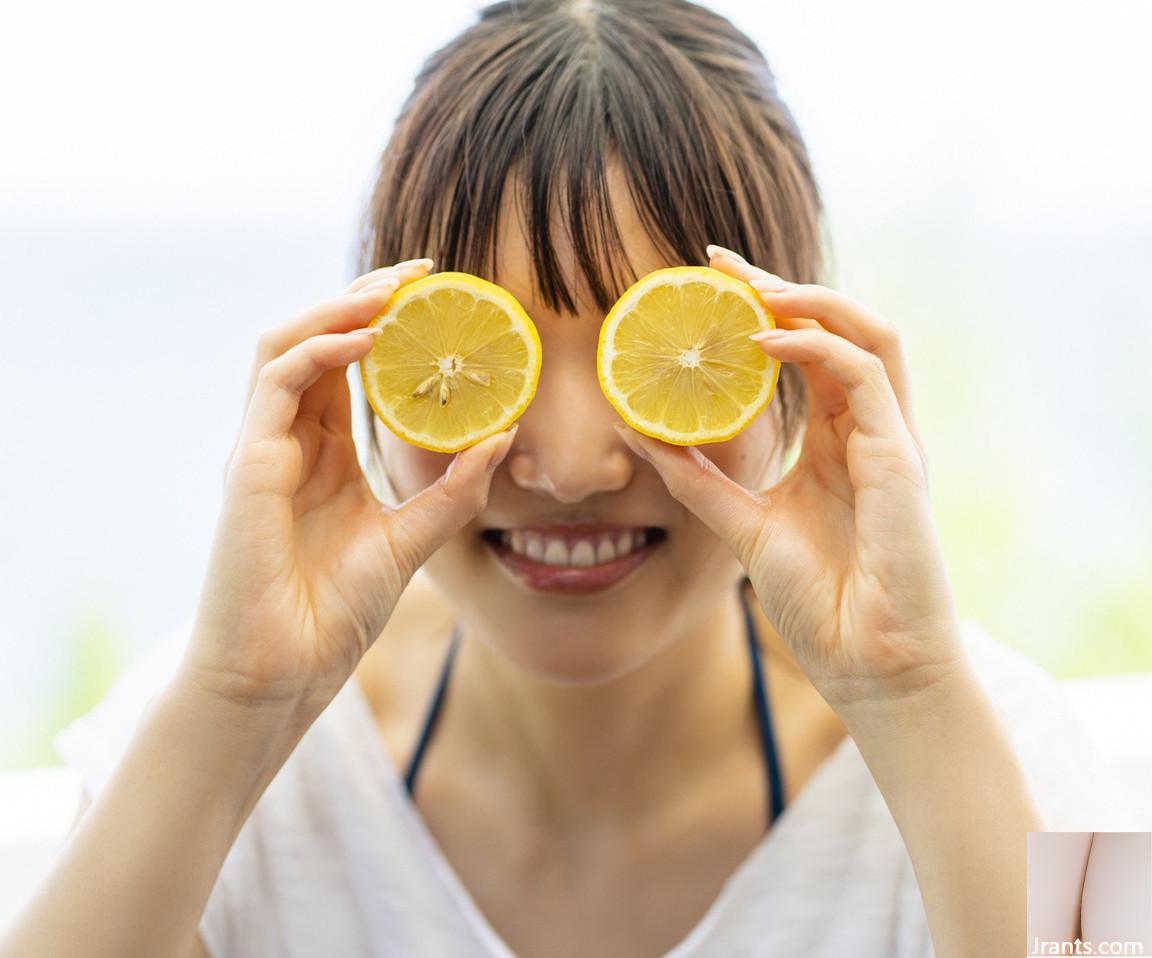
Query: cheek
[[702, 415, 778, 488], [378, 426, 454, 498]]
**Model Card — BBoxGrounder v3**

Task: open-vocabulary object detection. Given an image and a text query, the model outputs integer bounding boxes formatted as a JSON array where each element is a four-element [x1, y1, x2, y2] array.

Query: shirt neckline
[[340, 663, 857, 958]]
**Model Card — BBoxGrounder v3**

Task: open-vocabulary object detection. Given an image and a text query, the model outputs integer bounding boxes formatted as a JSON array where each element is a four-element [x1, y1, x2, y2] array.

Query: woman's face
[[373, 170, 787, 684]]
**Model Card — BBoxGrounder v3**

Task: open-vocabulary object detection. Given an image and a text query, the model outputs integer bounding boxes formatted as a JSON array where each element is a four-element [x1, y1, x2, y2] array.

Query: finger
[[379, 424, 519, 582], [236, 328, 384, 468], [246, 259, 432, 409], [611, 421, 768, 568], [705, 245, 920, 441], [343, 258, 435, 294], [751, 323, 929, 490], [291, 268, 439, 428], [705, 245, 822, 332], [224, 261, 433, 481], [749, 327, 917, 451], [748, 282, 920, 439], [225, 303, 386, 482], [706, 244, 893, 348]]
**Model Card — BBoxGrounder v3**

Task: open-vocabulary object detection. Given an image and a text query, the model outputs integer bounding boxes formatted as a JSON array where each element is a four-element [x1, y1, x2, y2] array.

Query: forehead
[[489, 160, 674, 322]]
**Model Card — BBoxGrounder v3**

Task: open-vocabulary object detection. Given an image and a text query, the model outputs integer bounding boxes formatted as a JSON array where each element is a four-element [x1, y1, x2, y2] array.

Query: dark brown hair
[[356, 0, 827, 486]]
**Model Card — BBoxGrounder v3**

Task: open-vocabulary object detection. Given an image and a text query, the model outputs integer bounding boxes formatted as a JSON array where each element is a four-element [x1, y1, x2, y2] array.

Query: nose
[[503, 351, 635, 502]]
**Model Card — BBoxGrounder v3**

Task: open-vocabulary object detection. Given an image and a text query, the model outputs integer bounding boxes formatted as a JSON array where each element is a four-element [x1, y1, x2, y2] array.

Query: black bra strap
[[740, 579, 786, 824], [405, 582, 786, 830], [403, 626, 461, 797]]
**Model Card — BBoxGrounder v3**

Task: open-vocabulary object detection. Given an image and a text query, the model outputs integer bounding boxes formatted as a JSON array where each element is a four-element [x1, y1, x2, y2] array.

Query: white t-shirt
[[54, 617, 1132, 957]]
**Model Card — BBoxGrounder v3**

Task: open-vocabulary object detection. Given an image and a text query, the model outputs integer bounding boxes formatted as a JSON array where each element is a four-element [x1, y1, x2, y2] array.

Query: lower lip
[[484, 535, 663, 595]]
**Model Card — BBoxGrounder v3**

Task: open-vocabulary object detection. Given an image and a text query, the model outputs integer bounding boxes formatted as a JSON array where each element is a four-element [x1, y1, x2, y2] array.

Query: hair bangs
[[356, 0, 826, 483]]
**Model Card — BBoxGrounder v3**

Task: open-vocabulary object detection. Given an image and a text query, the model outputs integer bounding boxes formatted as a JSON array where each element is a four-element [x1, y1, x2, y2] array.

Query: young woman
[[4, 2, 1117, 956]]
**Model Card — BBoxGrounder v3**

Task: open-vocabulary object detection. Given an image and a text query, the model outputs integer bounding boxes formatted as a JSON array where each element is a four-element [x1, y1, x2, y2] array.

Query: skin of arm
[[0, 669, 323, 958], [836, 654, 1051, 956], [2, 258, 512, 958]]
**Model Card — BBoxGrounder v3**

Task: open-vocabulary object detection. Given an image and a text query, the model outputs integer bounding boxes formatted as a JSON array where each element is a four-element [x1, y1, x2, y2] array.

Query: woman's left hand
[[613, 245, 969, 713]]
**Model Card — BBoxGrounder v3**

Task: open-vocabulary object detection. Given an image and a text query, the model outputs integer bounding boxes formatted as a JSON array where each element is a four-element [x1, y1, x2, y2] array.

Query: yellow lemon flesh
[[597, 266, 780, 445], [361, 271, 542, 453]]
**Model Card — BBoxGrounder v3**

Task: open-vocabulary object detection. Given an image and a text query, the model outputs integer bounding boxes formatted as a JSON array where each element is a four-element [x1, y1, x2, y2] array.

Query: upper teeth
[[502, 529, 650, 566]]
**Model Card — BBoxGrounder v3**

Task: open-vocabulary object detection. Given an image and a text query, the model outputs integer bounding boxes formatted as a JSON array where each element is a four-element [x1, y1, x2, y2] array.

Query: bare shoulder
[[353, 571, 458, 765]]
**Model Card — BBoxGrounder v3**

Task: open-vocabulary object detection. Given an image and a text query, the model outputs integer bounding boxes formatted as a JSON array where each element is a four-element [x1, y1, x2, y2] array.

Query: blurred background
[[2, 0, 1150, 774]]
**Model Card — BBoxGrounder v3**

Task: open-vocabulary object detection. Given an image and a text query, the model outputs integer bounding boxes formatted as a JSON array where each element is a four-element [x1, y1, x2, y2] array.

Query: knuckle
[[867, 351, 888, 376], [255, 357, 282, 387], [439, 465, 484, 513], [254, 329, 282, 363], [857, 350, 887, 380], [224, 436, 287, 491], [258, 339, 323, 389], [255, 358, 294, 397], [816, 284, 854, 311], [821, 287, 903, 352], [791, 325, 819, 346], [657, 465, 689, 502], [887, 431, 929, 488], [675, 447, 721, 498], [870, 318, 902, 350]]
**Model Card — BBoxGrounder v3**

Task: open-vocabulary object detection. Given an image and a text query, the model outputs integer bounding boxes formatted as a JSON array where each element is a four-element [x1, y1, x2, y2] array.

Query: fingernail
[[394, 257, 434, 270], [443, 452, 461, 483], [613, 421, 652, 461], [487, 423, 518, 472], [749, 276, 789, 293], [749, 328, 789, 341], [706, 244, 747, 264], [350, 326, 383, 338], [359, 277, 400, 296]]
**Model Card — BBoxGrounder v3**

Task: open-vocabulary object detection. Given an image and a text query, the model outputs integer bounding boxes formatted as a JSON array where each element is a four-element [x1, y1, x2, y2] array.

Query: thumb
[[612, 421, 769, 567], [380, 424, 518, 582]]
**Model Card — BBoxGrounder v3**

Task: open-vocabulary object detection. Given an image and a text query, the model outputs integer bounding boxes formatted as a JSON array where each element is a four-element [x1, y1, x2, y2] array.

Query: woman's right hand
[[182, 258, 517, 713]]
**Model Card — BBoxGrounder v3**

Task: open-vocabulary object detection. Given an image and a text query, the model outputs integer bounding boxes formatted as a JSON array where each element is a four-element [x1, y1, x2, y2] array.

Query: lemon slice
[[597, 266, 780, 445], [360, 271, 542, 453]]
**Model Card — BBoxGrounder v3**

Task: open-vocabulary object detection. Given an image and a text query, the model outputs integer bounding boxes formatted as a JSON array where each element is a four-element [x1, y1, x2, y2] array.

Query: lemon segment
[[597, 266, 780, 445], [360, 271, 542, 453]]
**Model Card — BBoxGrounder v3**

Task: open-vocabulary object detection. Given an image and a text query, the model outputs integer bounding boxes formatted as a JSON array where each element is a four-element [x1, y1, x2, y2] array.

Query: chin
[[424, 532, 733, 685]]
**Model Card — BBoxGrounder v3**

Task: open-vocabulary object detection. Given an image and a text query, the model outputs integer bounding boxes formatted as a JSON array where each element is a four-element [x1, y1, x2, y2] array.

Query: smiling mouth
[[480, 524, 668, 594]]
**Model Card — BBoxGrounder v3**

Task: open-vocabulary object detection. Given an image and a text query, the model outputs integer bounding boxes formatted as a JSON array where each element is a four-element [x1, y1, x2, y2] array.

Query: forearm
[[0, 668, 323, 958], [836, 659, 1045, 958]]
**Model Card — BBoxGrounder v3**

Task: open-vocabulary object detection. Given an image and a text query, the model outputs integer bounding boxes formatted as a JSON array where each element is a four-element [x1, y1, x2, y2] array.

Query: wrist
[[818, 643, 976, 734], [174, 644, 344, 728], [828, 647, 1042, 957], [145, 667, 328, 835], [164, 662, 330, 767]]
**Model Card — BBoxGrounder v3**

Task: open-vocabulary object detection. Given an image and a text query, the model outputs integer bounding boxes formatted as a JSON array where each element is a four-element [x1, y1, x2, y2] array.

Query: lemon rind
[[596, 266, 780, 446], [361, 272, 543, 454]]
